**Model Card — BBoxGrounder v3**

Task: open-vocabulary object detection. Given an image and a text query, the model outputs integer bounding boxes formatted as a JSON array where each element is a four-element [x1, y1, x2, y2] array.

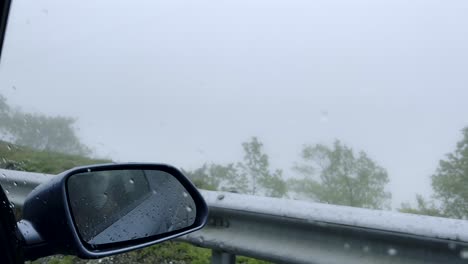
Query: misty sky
[[1, 0, 467, 208]]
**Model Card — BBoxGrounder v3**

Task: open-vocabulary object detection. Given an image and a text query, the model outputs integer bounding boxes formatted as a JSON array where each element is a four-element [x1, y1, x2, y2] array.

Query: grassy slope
[[0, 140, 269, 264], [0, 140, 111, 174]]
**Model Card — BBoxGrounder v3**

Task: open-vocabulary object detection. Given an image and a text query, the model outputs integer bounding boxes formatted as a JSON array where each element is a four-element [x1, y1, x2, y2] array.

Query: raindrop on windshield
[[1, 173, 6, 178], [152, 190, 157, 195], [343, 243, 350, 250], [217, 194, 225, 200], [320, 110, 329, 122], [6, 145, 11, 151], [13, 181, 17, 187], [387, 248, 397, 256], [129, 179, 135, 184]]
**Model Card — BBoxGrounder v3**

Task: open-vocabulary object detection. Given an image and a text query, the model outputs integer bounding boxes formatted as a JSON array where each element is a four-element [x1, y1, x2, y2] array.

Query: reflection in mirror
[[67, 169, 196, 246]]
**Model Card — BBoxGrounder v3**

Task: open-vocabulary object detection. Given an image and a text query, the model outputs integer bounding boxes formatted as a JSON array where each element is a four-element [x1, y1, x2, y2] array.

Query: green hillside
[[0, 140, 111, 174]]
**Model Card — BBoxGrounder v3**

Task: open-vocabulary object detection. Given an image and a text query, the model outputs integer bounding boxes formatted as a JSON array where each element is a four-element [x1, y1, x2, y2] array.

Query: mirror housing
[[18, 163, 208, 260]]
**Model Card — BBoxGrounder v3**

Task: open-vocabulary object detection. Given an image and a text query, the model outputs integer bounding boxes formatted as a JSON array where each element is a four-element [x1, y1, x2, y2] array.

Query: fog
[[1, 0, 467, 208]]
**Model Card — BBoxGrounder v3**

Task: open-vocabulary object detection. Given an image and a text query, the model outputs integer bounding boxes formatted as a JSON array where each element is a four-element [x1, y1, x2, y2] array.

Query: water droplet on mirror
[[186, 206, 193, 213], [6, 145, 11, 151], [129, 179, 134, 184], [460, 249, 468, 259], [1, 173, 6, 178], [9, 203, 14, 209], [343, 243, 350, 250], [168, 224, 174, 232], [152, 190, 157, 195], [87, 168, 91, 172], [183, 192, 188, 198], [13, 182, 17, 187], [217, 194, 225, 200], [363, 246, 370, 253], [198, 236, 204, 243], [448, 242, 457, 250], [387, 248, 397, 256], [4, 190, 9, 194]]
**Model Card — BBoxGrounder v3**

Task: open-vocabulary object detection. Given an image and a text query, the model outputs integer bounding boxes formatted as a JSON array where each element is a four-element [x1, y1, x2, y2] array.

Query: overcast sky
[[1, 0, 467, 208]]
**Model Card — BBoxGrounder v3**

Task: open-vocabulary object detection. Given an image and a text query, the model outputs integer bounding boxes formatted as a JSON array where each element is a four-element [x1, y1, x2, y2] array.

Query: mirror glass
[[67, 169, 196, 246]]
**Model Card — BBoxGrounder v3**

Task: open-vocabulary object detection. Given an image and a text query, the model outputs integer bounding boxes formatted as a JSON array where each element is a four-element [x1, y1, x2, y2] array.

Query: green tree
[[238, 137, 287, 197], [0, 95, 11, 132], [0, 95, 9, 116], [399, 194, 443, 217], [290, 140, 391, 209], [182, 163, 248, 192], [0, 95, 91, 156], [432, 127, 468, 219], [183, 137, 287, 198]]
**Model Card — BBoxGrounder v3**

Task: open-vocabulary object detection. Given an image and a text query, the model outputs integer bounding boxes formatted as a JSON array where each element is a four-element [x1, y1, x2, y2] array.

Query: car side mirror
[[17, 163, 208, 260]]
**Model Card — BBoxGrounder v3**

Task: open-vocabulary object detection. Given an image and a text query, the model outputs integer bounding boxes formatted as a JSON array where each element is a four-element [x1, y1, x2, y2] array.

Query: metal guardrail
[[0, 169, 48, 207], [2, 168, 468, 264]]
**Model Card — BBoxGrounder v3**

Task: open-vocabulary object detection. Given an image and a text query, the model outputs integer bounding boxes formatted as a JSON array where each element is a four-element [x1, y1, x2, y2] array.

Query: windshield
[[1, 0, 467, 263]]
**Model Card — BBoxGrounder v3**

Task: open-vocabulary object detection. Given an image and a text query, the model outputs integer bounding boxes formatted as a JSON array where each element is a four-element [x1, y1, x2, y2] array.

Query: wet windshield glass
[[1, 0, 467, 262]]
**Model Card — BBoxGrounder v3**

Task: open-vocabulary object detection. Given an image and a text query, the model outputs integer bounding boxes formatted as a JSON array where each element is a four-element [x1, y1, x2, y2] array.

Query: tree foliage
[[182, 163, 248, 192], [290, 140, 391, 209], [0, 94, 90, 156], [237, 137, 287, 197], [184, 137, 287, 198], [431, 127, 468, 219], [399, 194, 443, 217]]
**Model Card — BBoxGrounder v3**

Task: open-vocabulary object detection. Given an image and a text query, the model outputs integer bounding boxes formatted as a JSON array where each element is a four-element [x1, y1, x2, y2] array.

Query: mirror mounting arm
[[17, 220, 52, 261]]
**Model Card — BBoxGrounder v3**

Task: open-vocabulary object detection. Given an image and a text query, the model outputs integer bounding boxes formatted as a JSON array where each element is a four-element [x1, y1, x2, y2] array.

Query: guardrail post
[[211, 250, 235, 264]]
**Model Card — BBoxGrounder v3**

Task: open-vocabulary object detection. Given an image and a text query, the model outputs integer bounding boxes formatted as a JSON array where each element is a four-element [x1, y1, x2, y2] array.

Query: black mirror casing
[[20, 163, 208, 261]]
